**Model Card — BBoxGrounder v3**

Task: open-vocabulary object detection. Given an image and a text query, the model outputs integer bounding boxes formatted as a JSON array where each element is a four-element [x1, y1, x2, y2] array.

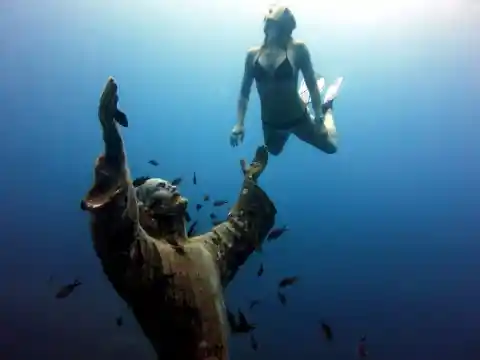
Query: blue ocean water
[[0, 1, 479, 359]]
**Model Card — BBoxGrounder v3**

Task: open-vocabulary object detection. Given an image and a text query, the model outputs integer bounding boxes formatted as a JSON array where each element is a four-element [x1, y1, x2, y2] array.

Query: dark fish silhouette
[[357, 335, 368, 358], [249, 300, 260, 310], [236, 309, 256, 333], [203, 194, 210, 201], [55, 279, 82, 299], [187, 220, 198, 237], [209, 213, 217, 220], [193, 172, 197, 185], [171, 177, 182, 186], [196, 204, 203, 211], [226, 309, 237, 332], [250, 333, 259, 351], [320, 321, 333, 341], [116, 316, 123, 327], [114, 109, 128, 127], [227, 308, 256, 334], [148, 160, 159, 166], [132, 176, 151, 187], [278, 276, 299, 289], [267, 225, 289, 241], [213, 200, 228, 207], [185, 211, 192, 222], [277, 291, 287, 306], [257, 263, 264, 277], [212, 219, 223, 226]]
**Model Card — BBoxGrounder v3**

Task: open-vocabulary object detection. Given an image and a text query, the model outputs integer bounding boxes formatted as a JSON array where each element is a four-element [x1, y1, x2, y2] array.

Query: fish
[[147, 160, 159, 166], [213, 200, 228, 207], [187, 220, 198, 237], [116, 316, 123, 327], [257, 263, 264, 277], [55, 279, 82, 299], [171, 177, 182, 186], [320, 321, 333, 341], [212, 219, 223, 226], [250, 334, 259, 351], [267, 225, 289, 241], [235, 309, 256, 333], [196, 204, 203, 211], [193, 172, 197, 185], [278, 276, 299, 289], [249, 300, 260, 310], [357, 336, 368, 358], [277, 291, 287, 306], [226, 309, 238, 332], [132, 176, 151, 187], [209, 213, 217, 220], [203, 194, 210, 201], [184, 211, 192, 223]]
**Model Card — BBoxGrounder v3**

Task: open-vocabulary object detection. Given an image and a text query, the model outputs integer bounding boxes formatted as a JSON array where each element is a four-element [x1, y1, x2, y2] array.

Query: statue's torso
[[91, 218, 229, 360]]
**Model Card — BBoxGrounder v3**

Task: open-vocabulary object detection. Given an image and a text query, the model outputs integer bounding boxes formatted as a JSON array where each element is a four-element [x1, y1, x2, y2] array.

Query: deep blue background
[[1, 1, 479, 359]]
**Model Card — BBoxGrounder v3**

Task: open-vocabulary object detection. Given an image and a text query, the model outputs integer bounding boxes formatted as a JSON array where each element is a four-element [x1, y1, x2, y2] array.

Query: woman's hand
[[230, 123, 245, 147]]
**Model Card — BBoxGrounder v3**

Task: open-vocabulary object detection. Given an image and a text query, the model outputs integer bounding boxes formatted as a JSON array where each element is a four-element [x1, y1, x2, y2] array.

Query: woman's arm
[[237, 48, 257, 126]]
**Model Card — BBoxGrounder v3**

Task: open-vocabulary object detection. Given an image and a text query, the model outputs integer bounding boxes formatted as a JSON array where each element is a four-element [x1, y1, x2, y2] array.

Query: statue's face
[[136, 178, 188, 217]]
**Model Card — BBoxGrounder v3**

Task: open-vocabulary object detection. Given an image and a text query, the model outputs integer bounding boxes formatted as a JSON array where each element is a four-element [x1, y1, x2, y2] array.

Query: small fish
[[226, 309, 238, 332], [171, 177, 182, 186], [267, 225, 289, 241], [209, 213, 217, 220], [357, 336, 368, 358], [196, 204, 203, 211], [213, 200, 228, 207], [148, 160, 159, 166], [277, 291, 287, 306], [257, 263, 264, 277], [250, 333, 259, 351], [193, 172, 197, 185], [212, 219, 223, 226], [132, 176, 151, 187], [203, 194, 210, 201], [187, 220, 198, 237], [116, 316, 123, 327], [249, 300, 260, 310], [235, 309, 256, 333], [185, 211, 192, 223], [320, 321, 333, 341], [55, 279, 82, 299], [278, 276, 299, 289]]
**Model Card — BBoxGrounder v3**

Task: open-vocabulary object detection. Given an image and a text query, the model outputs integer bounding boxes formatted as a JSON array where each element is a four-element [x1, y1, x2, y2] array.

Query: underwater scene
[[0, 0, 479, 359]]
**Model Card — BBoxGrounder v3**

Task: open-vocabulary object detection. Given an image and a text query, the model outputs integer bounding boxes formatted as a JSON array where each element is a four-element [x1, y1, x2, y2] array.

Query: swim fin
[[298, 75, 325, 105], [322, 77, 343, 105]]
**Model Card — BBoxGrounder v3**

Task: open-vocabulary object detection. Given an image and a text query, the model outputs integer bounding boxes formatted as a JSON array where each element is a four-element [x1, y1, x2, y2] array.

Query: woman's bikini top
[[252, 49, 295, 82]]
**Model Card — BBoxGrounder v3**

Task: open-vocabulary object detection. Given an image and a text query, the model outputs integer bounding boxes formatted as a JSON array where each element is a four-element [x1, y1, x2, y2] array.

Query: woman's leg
[[262, 123, 291, 156], [292, 109, 338, 154]]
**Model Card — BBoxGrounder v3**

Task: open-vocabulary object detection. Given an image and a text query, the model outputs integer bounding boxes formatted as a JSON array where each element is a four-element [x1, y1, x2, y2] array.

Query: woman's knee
[[266, 143, 284, 156], [319, 137, 338, 154]]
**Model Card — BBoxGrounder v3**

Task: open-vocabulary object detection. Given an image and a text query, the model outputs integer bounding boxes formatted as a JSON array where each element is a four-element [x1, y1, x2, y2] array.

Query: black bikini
[[252, 50, 295, 82], [253, 49, 309, 130]]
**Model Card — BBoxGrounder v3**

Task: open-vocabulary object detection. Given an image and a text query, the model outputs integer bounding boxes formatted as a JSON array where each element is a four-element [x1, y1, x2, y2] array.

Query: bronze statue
[[81, 77, 277, 360]]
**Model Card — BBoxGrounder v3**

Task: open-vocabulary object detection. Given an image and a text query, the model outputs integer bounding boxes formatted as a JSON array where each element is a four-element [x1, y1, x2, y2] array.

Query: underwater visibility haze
[[0, 0, 479, 359]]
